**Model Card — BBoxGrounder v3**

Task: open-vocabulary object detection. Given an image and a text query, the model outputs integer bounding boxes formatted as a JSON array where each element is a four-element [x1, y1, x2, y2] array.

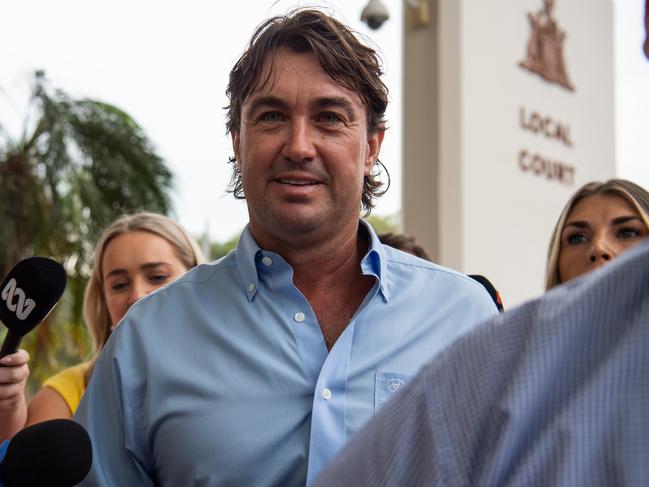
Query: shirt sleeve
[[75, 321, 154, 486]]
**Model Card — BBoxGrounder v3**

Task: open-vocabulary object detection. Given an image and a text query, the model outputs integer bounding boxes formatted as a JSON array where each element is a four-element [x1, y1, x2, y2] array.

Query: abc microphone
[[0, 419, 92, 487], [0, 257, 67, 358]]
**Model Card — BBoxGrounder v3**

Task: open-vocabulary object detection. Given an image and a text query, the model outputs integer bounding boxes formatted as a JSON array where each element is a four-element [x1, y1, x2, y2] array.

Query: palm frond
[[0, 71, 176, 385]]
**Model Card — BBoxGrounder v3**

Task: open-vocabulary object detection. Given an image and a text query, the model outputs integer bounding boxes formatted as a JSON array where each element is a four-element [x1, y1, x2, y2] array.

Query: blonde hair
[[545, 179, 649, 290], [83, 212, 205, 382]]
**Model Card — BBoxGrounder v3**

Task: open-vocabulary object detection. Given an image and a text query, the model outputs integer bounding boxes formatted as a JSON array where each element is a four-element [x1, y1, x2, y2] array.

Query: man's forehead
[[242, 49, 364, 108]]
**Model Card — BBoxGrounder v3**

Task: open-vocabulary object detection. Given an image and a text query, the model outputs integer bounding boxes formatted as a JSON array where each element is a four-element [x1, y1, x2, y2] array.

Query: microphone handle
[[0, 331, 22, 361]]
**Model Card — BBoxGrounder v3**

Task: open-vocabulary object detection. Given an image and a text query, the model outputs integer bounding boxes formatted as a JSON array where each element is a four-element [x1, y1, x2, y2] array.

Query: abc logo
[[1, 278, 36, 321]]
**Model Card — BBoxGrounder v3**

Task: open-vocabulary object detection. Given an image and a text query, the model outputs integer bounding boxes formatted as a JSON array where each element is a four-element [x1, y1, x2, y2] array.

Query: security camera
[[360, 0, 390, 30]]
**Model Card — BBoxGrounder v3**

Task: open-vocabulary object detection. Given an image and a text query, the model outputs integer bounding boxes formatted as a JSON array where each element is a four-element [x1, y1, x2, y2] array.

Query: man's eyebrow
[[245, 96, 290, 116], [245, 95, 358, 120], [314, 96, 356, 119]]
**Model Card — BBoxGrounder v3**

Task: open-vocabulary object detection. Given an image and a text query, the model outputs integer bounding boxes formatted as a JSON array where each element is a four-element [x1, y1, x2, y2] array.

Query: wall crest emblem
[[519, 0, 575, 92]]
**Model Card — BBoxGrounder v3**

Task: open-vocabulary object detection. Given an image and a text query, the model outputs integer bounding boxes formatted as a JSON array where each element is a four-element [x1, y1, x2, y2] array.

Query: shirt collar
[[359, 219, 390, 302], [235, 224, 262, 302], [234, 221, 389, 302]]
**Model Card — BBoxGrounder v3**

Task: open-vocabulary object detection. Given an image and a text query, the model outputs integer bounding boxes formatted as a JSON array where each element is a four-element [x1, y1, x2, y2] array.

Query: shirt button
[[262, 256, 273, 266], [247, 283, 256, 292], [322, 388, 332, 400], [294, 312, 305, 323]]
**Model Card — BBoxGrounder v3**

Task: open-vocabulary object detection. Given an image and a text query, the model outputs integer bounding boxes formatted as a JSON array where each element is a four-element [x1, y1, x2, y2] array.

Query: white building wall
[[404, 0, 615, 306]]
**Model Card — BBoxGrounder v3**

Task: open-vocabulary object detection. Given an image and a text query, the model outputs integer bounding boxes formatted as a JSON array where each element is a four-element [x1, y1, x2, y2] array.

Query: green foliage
[[0, 71, 174, 392], [363, 213, 399, 235], [210, 234, 240, 260]]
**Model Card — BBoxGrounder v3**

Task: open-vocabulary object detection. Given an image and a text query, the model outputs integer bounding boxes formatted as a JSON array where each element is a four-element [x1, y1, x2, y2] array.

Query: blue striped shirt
[[314, 239, 649, 487]]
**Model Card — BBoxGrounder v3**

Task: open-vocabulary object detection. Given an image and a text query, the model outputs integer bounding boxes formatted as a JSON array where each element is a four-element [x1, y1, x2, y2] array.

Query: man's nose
[[283, 119, 316, 163]]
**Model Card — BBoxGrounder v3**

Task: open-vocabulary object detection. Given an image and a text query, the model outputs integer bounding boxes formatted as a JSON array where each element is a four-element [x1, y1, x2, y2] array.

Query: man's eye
[[318, 112, 343, 124], [567, 233, 587, 245], [260, 111, 284, 122]]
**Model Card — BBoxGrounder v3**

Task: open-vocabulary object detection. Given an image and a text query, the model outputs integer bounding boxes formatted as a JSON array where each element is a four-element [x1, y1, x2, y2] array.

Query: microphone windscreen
[[468, 274, 504, 312], [0, 419, 92, 487], [0, 257, 67, 336]]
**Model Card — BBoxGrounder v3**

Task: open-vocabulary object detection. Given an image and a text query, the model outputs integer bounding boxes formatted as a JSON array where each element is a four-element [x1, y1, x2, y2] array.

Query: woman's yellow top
[[42, 361, 91, 414]]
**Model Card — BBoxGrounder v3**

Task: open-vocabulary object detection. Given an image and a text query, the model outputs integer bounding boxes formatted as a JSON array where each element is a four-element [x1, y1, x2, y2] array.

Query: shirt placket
[[305, 322, 354, 485]]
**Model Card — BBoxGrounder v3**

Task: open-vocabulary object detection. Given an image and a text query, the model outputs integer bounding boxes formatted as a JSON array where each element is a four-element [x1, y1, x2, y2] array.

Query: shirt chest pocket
[[374, 372, 413, 410]]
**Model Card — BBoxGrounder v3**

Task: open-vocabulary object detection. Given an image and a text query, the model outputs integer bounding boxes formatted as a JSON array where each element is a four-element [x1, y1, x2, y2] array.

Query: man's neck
[[250, 220, 367, 283], [290, 227, 367, 294], [250, 221, 374, 349]]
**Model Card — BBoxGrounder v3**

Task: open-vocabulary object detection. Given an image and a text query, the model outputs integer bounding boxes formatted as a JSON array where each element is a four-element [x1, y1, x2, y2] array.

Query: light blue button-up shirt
[[76, 222, 496, 486]]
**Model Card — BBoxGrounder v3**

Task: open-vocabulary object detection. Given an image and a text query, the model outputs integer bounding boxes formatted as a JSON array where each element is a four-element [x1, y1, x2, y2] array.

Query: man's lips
[[268, 168, 329, 191], [277, 179, 321, 186], [270, 176, 323, 200]]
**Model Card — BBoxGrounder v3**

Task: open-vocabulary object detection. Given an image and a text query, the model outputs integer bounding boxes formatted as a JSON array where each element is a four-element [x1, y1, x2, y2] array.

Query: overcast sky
[[1, 0, 646, 242]]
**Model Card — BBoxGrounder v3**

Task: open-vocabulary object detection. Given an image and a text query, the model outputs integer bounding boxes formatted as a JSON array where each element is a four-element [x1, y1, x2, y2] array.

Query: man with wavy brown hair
[[76, 9, 497, 486]]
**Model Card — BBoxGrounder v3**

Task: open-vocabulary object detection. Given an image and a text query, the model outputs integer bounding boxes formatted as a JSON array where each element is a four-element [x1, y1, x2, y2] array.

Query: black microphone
[[0, 257, 67, 358], [468, 274, 504, 312], [0, 419, 92, 487]]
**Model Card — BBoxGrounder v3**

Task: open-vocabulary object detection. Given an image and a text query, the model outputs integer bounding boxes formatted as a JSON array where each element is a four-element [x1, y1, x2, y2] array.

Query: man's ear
[[231, 130, 241, 162], [364, 130, 385, 176]]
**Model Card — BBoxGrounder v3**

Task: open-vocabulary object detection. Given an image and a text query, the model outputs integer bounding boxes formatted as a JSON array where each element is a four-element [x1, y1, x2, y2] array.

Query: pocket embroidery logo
[[375, 372, 412, 410], [387, 378, 405, 395]]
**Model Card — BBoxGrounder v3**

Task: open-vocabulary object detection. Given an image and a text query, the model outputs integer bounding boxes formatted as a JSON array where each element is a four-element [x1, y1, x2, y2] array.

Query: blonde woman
[[0, 212, 205, 438], [545, 179, 649, 290]]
